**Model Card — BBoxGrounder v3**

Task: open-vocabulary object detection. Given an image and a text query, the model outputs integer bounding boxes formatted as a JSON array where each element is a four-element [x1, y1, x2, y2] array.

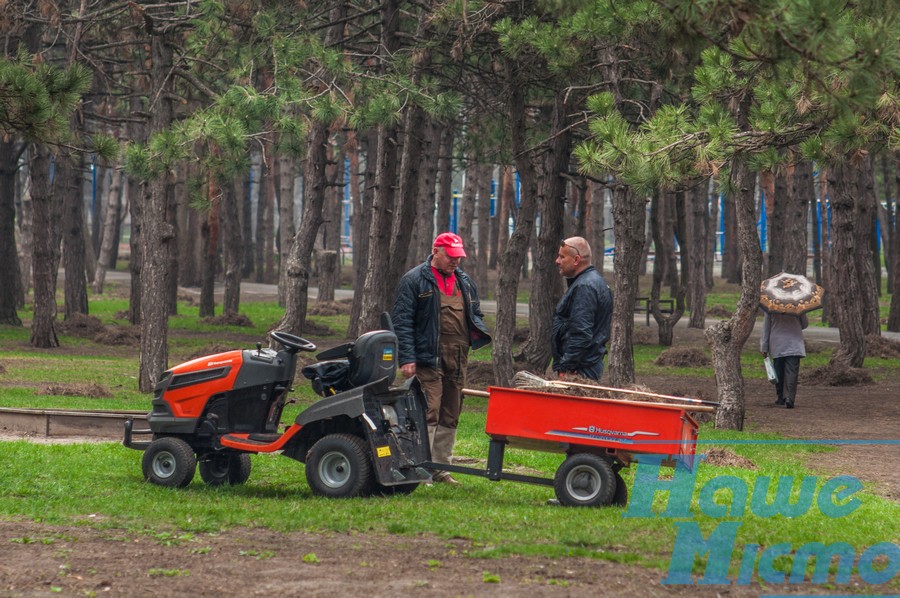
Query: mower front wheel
[[306, 434, 374, 498], [142, 437, 197, 488], [199, 453, 252, 487]]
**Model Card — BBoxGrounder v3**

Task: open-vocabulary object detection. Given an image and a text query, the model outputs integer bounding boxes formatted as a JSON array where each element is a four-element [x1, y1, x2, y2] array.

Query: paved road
[[103, 271, 900, 344]]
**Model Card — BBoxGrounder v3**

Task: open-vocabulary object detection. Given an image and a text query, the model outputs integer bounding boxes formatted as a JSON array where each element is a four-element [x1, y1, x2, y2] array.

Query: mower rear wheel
[[199, 453, 252, 486], [612, 471, 628, 507], [553, 453, 616, 507], [142, 437, 197, 488], [306, 434, 374, 498]]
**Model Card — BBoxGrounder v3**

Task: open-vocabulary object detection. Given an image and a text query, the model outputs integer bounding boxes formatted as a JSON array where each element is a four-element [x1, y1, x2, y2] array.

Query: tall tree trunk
[[276, 123, 328, 336], [222, 178, 243, 316], [242, 158, 255, 279], [138, 26, 175, 392], [409, 120, 439, 273], [94, 165, 124, 294], [29, 145, 60, 348], [587, 180, 606, 275], [856, 156, 880, 335], [828, 160, 867, 366], [782, 162, 809, 275], [706, 158, 763, 431], [688, 181, 708, 328], [278, 152, 297, 307], [607, 186, 646, 386], [889, 158, 900, 332], [705, 178, 718, 289], [263, 146, 277, 284], [128, 177, 143, 325], [721, 188, 740, 283], [18, 166, 34, 306], [522, 94, 571, 373], [61, 154, 89, 319], [0, 137, 22, 325], [199, 173, 220, 318], [434, 127, 454, 235], [348, 130, 376, 339], [165, 165, 180, 316], [651, 191, 685, 346], [474, 163, 492, 295], [492, 60, 538, 386], [763, 170, 784, 276]]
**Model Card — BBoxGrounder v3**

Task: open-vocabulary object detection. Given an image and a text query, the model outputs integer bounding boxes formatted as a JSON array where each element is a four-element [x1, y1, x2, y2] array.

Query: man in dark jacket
[[551, 237, 613, 381], [392, 233, 491, 484]]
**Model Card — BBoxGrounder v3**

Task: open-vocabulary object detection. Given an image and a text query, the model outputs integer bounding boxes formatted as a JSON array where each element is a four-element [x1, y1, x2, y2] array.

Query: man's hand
[[400, 363, 416, 378]]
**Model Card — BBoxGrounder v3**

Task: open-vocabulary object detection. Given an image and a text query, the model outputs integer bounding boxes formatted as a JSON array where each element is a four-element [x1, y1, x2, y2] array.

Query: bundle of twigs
[[511, 371, 718, 413]]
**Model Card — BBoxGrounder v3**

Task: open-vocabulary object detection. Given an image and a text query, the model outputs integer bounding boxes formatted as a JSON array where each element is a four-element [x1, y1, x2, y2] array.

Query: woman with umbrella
[[759, 272, 824, 409]]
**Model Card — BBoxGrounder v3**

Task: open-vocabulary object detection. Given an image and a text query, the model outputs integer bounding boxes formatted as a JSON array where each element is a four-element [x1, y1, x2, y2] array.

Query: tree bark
[[688, 181, 708, 329], [409, 119, 439, 273], [706, 158, 763, 431], [317, 250, 338, 303], [138, 27, 175, 392], [651, 191, 686, 346], [721, 186, 740, 283], [199, 174, 219, 319], [474, 163, 492, 295], [0, 137, 22, 325], [587, 180, 605, 275], [29, 145, 60, 348], [347, 130, 376, 339], [856, 156, 880, 336], [828, 160, 868, 366], [61, 154, 89, 319], [782, 162, 809, 275], [608, 186, 646, 386], [222, 178, 244, 316], [93, 165, 124, 294], [705, 177, 718, 289], [492, 60, 538, 387], [522, 94, 571, 373], [434, 127, 454, 235]]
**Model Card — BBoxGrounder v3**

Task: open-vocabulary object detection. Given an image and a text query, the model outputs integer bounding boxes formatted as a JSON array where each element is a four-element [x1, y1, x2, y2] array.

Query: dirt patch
[[39, 383, 113, 398], [0, 362, 5, 375], [177, 292, 196, 305], [800, 364, 874, 386], [654, 347, 710, 368], [703, 447, 757, 469], [866, 334, 900, 358], [201, 313, 255, 327], [0, 520, 867, 597], [467, 361, 498, 389]]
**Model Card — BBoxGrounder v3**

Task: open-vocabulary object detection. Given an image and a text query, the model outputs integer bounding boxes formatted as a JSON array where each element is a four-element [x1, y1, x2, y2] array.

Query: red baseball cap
[[433, 232, 467, 258]]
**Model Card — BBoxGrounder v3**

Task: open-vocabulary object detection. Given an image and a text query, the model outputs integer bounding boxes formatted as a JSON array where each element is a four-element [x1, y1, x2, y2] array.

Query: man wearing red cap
[[392, 232, 492, 484]]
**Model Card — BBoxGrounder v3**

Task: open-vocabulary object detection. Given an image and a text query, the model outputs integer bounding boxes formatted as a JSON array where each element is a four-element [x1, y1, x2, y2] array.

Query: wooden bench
[[634, 297, 674, 326]]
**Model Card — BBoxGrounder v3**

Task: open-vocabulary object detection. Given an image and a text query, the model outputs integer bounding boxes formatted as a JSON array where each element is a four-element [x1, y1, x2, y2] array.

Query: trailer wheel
[[306, 434, 374, 498], [199, 453, 252, 486], [612, 472, 628, 507], [554, 453, 616, 507], [142, 437, 197, 488]]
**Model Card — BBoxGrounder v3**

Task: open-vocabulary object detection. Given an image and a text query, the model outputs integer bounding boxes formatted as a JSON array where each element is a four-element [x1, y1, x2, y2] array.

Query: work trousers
[[773, 355, 801, 404]]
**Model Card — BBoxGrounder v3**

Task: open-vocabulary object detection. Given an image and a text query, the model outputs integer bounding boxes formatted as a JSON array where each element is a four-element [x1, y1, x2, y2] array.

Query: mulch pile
[[93, 325, 140, 346], [58, 314, 140, 347], [308, 299, 353, 317], [706, 305, 732, 318], [865, 334, 900, 358], [703, 447, 757, 469], [654, 346, 711, 367], [201, 313, 255, 327], [39, 383, 112, 399], [800, 364, 873, 386]]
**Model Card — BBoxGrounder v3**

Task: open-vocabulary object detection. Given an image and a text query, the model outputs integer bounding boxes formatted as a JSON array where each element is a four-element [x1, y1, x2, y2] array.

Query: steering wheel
[[270, 330, 317, 353]]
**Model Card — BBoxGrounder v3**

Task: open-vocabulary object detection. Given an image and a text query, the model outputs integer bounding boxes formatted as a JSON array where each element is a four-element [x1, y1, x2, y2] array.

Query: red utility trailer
[[428, 386, 703, 507]]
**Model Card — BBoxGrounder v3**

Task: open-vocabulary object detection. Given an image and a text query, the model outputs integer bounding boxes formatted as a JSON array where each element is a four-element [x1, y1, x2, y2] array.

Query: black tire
[[199, 453, 252, 487], [553, 453, 616, 507], [612, 471, 628, 507], [142, 437, 197, 488], [305, 434, 374, 498], [371, 482, 420, 497]]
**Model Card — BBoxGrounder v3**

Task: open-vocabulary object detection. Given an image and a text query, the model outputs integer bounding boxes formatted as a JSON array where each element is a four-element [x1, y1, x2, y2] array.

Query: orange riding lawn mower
[[124, 314, 432, 497]]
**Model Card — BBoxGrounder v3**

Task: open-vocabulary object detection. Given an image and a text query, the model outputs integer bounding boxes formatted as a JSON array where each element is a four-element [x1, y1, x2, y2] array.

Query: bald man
[[551, 237, 613, 380]]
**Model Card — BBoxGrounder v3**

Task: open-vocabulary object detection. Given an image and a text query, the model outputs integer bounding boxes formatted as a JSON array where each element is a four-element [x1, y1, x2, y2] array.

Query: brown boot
[[432, 471, 460, 485]]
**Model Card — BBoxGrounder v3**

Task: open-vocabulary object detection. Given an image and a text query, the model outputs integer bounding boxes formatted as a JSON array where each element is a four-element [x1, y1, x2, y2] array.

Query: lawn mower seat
[[302, 329, 398, 397]]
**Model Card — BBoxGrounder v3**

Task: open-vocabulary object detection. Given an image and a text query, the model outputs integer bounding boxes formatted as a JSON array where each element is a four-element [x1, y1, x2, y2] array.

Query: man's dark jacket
[[392, 256, 492, 368], [551, 265, 613, 376]]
